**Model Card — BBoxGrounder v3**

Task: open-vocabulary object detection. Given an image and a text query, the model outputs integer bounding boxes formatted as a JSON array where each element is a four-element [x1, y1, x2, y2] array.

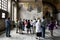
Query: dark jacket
[[48, 22, 55, 30]]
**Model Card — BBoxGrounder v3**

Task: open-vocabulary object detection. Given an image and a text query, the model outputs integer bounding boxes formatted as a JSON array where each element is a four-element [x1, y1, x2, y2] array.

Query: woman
[[27, 20, 31, 34], [24, 20, 28, 32], [36, 19, 42, 39], [48, 19, 55, 37]]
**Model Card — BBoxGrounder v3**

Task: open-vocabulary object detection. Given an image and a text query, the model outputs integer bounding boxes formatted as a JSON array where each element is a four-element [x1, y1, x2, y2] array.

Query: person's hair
[[43, 16, 45, 19], [31, 20, 32, 21], [8, 17, 10, 19], [36, 20, 37, 22], [28, 20, 30, 21], [25, 20, 27, 22]]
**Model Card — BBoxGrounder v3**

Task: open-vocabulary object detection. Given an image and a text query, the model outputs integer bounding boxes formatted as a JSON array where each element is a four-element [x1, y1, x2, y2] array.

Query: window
[[0, 6, 1, 8], [0, 1, 1, 3], [2, 13, 5, 18], [2, 0, 7, 1], [0, 0, 1, 8], [0, 4, 1, 8], [0, 0, 8, 11], [0, 0, 1, 3], [15, 0, 17, 1]]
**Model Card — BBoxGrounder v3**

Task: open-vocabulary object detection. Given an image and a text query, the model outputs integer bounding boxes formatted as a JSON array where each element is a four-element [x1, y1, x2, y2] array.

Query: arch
[[42, 1, 58, 14]]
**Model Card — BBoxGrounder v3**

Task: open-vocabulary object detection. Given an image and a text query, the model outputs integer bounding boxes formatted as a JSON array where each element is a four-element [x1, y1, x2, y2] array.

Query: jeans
[[6, 26, 11, 36], [22, 25, 24, 31], [42, 27, 45, 38]]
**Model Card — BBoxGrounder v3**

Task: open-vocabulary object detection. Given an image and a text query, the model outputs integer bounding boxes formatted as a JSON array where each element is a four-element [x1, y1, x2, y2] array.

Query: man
[[5, 17, 11, 37], [18, 18, 23, 34], [41, 16, 47, 38]]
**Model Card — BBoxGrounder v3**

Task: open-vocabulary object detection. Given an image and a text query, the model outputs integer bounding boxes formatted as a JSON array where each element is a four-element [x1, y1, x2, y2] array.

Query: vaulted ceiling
[[19, 0, 42, 1], [17, 0, 42, 2], [18, 0, 60, 3], [12, 0, 60, 4], [13, 0, 60, 8]]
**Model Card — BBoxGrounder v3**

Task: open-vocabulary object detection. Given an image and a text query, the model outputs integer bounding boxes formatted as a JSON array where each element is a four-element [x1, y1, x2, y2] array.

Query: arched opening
[[43, 1, 58, 20]]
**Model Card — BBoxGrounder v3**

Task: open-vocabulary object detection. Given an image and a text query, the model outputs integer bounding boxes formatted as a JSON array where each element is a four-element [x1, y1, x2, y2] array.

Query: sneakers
[[6, 35, 11, 37], [36, 37, 39, 39], [9, 35, 11, 37]]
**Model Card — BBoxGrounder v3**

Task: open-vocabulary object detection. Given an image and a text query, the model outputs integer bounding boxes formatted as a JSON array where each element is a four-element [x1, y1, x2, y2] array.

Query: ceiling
[[19, 0, 42, 2], [18, 0, 60, 3]]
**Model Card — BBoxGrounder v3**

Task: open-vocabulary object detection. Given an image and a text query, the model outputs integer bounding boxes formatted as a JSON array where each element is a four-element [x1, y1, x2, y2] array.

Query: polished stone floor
[[0, 27, 60, 40]]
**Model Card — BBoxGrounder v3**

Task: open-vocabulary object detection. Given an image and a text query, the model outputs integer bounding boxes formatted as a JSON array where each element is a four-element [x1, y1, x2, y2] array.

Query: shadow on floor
[[45, 32, 50, 34], [52, 36, 60, 40], [45, 36, 60, 40]]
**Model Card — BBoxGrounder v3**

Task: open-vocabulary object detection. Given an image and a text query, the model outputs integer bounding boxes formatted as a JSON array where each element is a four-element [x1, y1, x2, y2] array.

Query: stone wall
[[19, 2, 43, 20], [19, 5, 43, 20], [0, 19, 5, 31]]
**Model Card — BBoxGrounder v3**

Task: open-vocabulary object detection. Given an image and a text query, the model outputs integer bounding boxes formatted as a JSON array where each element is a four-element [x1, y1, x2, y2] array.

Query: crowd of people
[[16, 18, 36, 34], [5, 17, 58, 39]]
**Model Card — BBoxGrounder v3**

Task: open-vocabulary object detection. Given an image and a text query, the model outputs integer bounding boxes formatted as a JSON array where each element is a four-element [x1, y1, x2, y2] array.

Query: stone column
[[16, 0, 20, 20], [10, 0, 12, 20], [8, 0, 12, 19]]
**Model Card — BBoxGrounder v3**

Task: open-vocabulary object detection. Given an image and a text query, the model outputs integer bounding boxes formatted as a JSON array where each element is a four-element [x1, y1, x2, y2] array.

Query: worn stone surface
[[0, 28, 60, 40]]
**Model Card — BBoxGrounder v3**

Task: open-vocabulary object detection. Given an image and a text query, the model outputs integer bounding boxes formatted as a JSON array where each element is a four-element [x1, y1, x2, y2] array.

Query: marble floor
[[0, 27, 60, 40]]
